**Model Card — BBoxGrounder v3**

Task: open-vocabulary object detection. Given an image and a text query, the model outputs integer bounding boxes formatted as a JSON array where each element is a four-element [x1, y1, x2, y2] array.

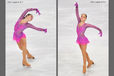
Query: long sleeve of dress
[[75, 2, 80, 23], [86, 23, 102, 36], [15, 23, 47, 36], [14, 8, 40, 31], [26, 23, 46, 32], [18, 8, 38, 20]]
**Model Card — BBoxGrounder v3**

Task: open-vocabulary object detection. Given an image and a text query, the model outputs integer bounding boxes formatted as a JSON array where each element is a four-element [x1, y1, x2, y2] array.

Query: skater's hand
[[74, 2, 78, 8], [98, 31, 102, 37], [36, 9, 40, 15], [43, 29, 47, 33]]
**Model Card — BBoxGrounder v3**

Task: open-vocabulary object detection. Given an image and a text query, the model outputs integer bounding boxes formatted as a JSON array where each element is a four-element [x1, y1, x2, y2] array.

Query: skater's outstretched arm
[[18, 8, 40, 20], [26, 23, 47, 33], [86, 24, 102, 37], [15, 23, 47, 35], [15, 8, 40, 31], [74, 2, 80, 23]]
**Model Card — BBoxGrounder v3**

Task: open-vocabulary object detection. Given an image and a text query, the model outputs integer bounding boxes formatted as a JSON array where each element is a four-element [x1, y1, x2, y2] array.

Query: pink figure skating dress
[[75, 2, 102, 45], [13, 8, 47, 43]]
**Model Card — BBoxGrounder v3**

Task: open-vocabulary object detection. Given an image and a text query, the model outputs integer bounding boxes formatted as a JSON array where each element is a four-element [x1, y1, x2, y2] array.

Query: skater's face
[[81, 14, 87, 22], [26, 15, 33, 21]]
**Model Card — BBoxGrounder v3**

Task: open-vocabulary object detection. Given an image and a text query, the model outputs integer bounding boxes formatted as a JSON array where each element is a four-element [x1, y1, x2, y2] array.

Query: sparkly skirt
[[13, 32, 26, 43], [76, 36, 89, 45]]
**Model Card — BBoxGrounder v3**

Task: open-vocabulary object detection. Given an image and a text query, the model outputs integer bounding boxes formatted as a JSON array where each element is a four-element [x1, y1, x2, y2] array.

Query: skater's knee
[[82, 50, 86, 54], [21, 47, 27, 51], [82, 51, 86, 56]]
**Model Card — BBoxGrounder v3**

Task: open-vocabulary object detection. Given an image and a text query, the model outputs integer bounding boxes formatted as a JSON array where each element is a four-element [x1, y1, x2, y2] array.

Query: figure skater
[[75, 2, 102, 73], [13, 8, 47, 67]]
